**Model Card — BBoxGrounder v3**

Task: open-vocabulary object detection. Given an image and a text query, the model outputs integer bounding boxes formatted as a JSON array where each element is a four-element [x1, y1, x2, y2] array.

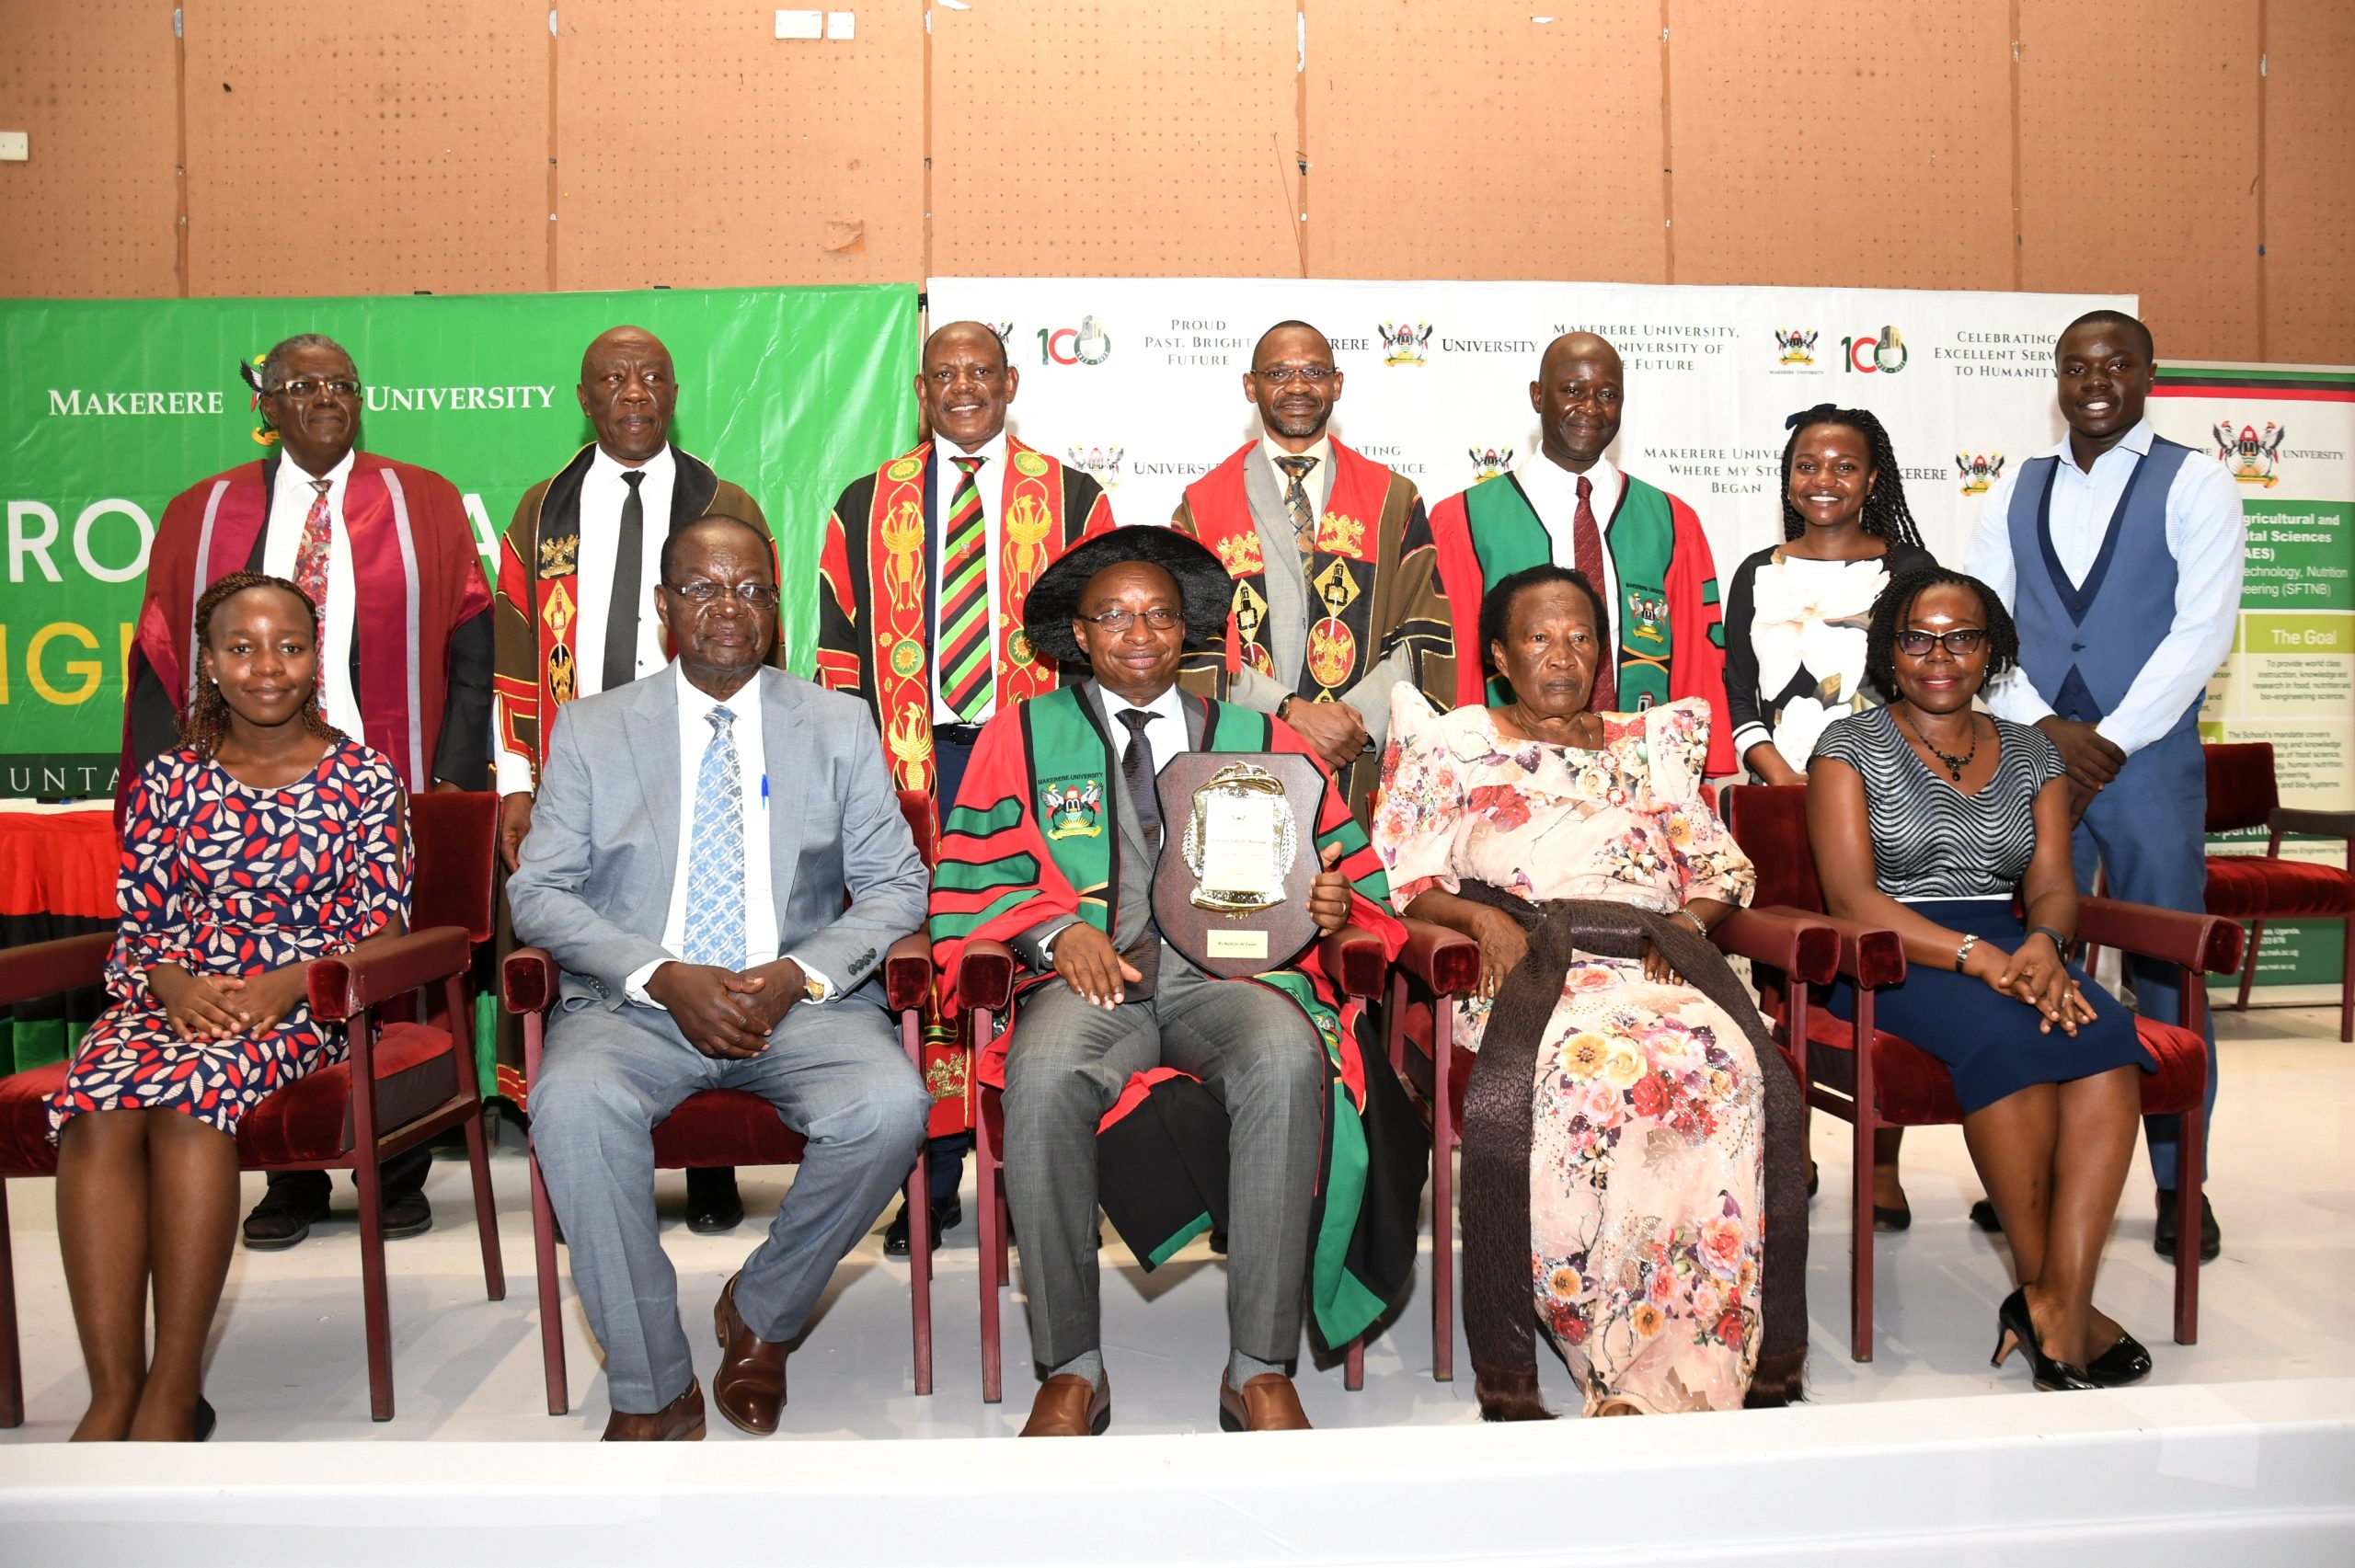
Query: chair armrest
[[2269, 807, 2355, 842], [2078, 898, 2245, 976], [0, 931, 113, 1009], [1317, 924, 1387, 1000], [305, 927, 472, 1023], [503, 946, 558, 1015], [1711, 908, 1839, 989], [1393, 917, 1482, 998], [958, 938, 1017, 1013], [1761, 904, 1907, 989], [884, 932, 934, 1013]]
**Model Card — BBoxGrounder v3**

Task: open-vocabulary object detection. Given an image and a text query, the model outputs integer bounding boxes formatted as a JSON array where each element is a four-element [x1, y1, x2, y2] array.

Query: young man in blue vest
[[1965, 310, 2245, 1262]]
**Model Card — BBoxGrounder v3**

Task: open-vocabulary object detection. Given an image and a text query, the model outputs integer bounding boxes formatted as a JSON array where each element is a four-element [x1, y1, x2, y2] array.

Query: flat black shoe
[[2154, 1189, 2220, 1263], [685, 1168, 745, 1234], [2086, 1332, 2153, 1387], [1208, 1228, 1228, 1255], [1872, 1204, 1912, 1232], [193, 1397, 217, 1443], [380, 1190, 433, 1240], [1969, 1199, 2004, 1233], [1990, 1287, 2096, 1391], [883, 1197, 962, 1256], [241, 1183, 333, 1252]]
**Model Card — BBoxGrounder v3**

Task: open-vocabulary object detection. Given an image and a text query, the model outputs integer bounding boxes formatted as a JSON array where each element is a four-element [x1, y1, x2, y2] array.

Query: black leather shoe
[[1991, 1287, 2096, 1391], [685, 1167, 744, 1234], [241, 1182, 334, 1251], [2087, 1331, 2153, 1387], [2154, 1189, 2221, 1263], [1969, 1198, 2004, 1233], [381, 1190, 433, 1240], [883, 1197, 962, 1256]]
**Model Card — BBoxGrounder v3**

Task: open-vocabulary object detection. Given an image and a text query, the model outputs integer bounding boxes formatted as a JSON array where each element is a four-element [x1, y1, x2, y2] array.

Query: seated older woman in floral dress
[[1375, 563, 1803, 1419]]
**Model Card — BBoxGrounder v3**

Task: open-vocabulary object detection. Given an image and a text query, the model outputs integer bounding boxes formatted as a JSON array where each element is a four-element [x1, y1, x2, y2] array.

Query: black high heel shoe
[[2086, 1332, 2153, 1387], [1990, 1288, 2096, 1391], [192, 1397, 217, 1442]]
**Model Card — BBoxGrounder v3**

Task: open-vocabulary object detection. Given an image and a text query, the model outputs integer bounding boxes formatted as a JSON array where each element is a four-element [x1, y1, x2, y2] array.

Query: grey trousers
[[1002, 963, 1326, 1370], [531, 998, 930, 1414]]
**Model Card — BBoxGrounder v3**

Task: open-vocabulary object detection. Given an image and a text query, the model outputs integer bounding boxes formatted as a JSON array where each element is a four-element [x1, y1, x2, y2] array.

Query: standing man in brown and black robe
[[493, 324, 772, 1234]]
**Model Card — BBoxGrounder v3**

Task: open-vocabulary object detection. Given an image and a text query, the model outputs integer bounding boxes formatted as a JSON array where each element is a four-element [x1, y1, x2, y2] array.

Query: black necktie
[[603, 470, 647, 692], [1115, 707, 1163, 999]]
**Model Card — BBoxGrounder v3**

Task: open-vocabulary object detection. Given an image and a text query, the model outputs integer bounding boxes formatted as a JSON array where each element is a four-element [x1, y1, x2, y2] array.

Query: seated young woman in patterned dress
[[50, 573, 410, 1440]]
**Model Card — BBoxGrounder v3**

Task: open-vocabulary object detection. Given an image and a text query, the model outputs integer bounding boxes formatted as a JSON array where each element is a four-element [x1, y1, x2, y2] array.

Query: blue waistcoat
[[2004, 437, 2200, 741]]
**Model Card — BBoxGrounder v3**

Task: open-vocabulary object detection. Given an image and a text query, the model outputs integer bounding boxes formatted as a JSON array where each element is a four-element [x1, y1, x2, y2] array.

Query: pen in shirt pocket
[[761, 774, 770, 810]]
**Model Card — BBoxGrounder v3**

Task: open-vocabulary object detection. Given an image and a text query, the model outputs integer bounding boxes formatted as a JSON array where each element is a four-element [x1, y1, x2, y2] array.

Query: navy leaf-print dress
[[49, 740, 411, 1142]]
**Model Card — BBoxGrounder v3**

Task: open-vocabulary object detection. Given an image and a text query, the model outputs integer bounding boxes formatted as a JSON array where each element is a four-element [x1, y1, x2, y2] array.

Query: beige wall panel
[[183, 1, 547, 297], [931, 0, 1299, 276], [2263, 0, 2355, 362], [555, 1, 921, 289], [1671, 4, 2015, 291], [1306, 2, 1664, 281], [0, 0, 180, 297], [2018, 1, 2260, 360]]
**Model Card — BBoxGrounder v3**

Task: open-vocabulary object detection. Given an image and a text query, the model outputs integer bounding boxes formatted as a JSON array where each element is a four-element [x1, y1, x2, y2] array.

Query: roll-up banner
[[0, 284, 919, 797]]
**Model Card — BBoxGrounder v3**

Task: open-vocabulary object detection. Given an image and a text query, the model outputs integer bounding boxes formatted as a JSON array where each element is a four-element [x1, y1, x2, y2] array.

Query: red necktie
[[1572, 475, 1615, 711]]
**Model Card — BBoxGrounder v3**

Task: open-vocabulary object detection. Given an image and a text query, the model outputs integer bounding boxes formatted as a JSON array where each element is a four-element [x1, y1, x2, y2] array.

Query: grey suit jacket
[[508, 665, 928, 1015]]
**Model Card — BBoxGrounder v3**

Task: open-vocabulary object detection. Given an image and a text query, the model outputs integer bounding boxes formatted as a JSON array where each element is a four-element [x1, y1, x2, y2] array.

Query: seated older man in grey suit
[[510, 514, 931, 1441]]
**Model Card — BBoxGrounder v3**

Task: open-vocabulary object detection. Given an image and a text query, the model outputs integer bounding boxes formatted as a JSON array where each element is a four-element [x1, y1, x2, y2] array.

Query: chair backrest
[[2202, 742, 2278, 834], [897, 788, 940, 871], [1720, 784, 1825, 915], [408, 790, 499, 943]]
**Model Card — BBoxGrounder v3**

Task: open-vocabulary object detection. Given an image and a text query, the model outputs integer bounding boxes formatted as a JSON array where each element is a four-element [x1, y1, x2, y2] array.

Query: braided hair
[[1779, 405, 1924, 548], [1862, 565, 2020, 703], [178, 572, 343, 761]]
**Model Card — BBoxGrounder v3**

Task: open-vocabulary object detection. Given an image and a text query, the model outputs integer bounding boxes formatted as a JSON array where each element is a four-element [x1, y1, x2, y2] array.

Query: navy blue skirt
[[1823, 899, 2153, 1115]]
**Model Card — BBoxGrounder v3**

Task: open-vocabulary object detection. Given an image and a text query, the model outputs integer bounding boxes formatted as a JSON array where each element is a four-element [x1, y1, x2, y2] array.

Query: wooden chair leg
[[2173, 1098, 2204, 1345], [907, 1142, 933, 1397], [530, 1148, 569, 1416], [2340, 919, 2353, 1045], [1850, 1107, 1875, 1364], [463, 1107, 505, 1301], [1430, 1008, 1456, 1385], [2235, 919, 2263, 1012], [976, 1058, 1004, 1406], [0, 1180, 20, 1429], [352, 1150, 396, 1422], [1344, 1335, 1364, 1391]]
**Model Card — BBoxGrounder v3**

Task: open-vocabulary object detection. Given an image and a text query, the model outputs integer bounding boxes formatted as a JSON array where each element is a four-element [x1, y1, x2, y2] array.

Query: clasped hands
[[645, 956, 809, 1059], [1462, 905, 1697, 1001], [148, 962, 312, 1041], [1055, 841, 1354, 1010], [1281, 698, 1371, 771], [1961, 935, 2097, 1036]]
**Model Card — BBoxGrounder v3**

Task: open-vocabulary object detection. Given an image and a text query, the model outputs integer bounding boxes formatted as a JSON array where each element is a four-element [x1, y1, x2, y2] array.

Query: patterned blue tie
[[681, 704, 746, 970]]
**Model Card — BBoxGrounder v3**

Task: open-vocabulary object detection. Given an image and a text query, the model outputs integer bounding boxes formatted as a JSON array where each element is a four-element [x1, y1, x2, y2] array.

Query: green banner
[[0, 285, 918, 798]]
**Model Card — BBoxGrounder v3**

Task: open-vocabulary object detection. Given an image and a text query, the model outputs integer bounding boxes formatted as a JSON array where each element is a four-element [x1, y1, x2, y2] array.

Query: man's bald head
[[1530, 333, 1626, 474], [578, 325, 677, 464], [1245, 321, 1343, 450], [918, 321, 1017, 450], [925, 320, 1010, 373]]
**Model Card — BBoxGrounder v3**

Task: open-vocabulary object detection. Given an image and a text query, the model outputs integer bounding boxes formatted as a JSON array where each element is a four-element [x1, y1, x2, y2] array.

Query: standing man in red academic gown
[[120, 332, 493, 1251]]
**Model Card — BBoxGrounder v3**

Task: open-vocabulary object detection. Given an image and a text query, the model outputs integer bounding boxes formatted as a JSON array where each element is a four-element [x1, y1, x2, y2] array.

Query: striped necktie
[[1276, 453, 1319, 555], [937, 454, 992, 722]]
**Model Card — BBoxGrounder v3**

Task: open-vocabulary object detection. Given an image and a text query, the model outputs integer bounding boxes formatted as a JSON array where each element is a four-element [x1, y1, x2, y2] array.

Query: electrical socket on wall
[[0, 132, 29, 162]]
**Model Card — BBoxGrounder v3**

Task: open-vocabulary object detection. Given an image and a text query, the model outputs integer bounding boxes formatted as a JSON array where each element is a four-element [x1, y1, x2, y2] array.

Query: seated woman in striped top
[[1806, 566, 2153, 1392]]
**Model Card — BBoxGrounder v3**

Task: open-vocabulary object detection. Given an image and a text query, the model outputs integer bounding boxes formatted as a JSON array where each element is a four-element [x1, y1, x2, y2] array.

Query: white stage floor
[[4, 1002, 2351, 1563]]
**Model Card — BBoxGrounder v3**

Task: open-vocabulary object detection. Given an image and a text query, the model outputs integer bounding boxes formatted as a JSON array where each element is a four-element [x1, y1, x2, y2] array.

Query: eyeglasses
[[1251, 366, 1336, 385], [1895, 627, 1988, 657], [665, 579, 781, 608], [1077, 606, 1184, 633], [270, 378, 362, 401]]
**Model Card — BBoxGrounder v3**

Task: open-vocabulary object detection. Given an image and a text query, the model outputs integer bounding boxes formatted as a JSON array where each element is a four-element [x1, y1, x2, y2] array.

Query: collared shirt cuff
[[495, 745, 535, 797], [623, 958, 672, 1008], [786, 955, 835, 1002]]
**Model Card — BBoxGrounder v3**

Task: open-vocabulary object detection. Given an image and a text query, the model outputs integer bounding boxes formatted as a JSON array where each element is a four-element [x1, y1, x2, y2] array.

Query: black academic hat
[[1022, 525, 1234, 667]]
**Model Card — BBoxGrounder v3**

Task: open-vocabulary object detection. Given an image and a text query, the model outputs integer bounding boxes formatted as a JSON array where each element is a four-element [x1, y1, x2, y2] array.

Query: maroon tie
[[1572, 475, 1615, 712]]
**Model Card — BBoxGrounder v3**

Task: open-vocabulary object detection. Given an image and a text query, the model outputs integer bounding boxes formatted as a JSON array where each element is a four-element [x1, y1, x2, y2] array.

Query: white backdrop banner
[[925, 278, 2133, 575]]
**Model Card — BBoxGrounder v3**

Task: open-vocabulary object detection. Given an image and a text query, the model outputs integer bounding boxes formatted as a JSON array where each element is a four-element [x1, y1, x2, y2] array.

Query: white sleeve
[[1963, 470, 2056, 726], [2095, 459, 2246, 756]]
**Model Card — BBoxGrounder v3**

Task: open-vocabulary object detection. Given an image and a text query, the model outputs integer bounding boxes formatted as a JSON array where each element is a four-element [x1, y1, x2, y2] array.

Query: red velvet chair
[[505, 789, 942, 1413], [0, 790, 506, 1426], [1383, 906, 1840, 1383], [2200, 741, 2354, 1043], [1720, 783, 2241, 1361], [955, 926, 1391, 1404]]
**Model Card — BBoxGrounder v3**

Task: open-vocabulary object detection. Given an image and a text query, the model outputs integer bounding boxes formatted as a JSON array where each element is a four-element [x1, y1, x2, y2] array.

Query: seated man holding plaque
[[928, 526, 1411, 1436]]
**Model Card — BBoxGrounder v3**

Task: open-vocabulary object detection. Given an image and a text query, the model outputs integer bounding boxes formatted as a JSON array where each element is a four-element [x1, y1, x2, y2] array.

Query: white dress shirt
[[496, 445, 675, 795], [1259, 432, 1336, 527], [1106, 679, 1189, 779], [1512, 452, 1626, 626], [261, 448, 360, 738], [1964, 418, 2245, 757], [931, 429, 1009, 725], [623, 667, 834, 1004]]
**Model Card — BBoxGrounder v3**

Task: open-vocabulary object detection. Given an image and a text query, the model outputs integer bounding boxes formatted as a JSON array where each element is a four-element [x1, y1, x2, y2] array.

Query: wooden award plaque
[[1150, 751, 1325, 979]]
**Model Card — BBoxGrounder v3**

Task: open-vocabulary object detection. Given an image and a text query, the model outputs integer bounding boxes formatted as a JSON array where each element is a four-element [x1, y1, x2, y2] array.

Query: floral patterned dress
[[49, 740, 411, 1142], [1373, 689, 1765, 1413]]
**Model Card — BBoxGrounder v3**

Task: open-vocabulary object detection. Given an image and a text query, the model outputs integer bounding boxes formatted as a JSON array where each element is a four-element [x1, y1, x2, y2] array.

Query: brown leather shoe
[[710, 1273, 788, 1436], [1019, 1371, 1111, 1436], [1218, 1371, 1312, 1432], [601, 1377, 706, 1441]]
